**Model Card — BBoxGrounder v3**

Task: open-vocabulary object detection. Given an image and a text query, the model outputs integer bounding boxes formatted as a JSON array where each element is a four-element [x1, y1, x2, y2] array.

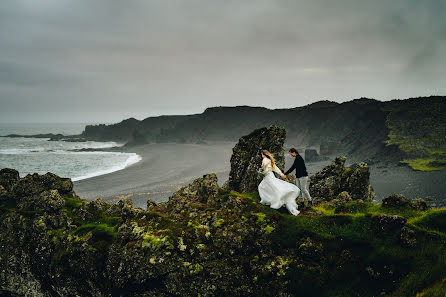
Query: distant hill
[[80, 96, 446, 171]]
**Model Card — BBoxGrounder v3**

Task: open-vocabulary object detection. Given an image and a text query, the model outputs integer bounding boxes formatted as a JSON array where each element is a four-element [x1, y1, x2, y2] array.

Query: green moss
[[383, 98, 446, 171], [401, 158, 446, 171], [224, 191, 260, 202], [63, 196, 83, 208], [142, 234, 173, 250], [253, 213, 266, 224], [215, 218, 225, 227], [342, 167, 353, 179], [73, 222, 117, 239], [51, 248, 69, 266], [415, 278, 446, 297], [264, 225, 275, 234], [189, 263, 203, 275], [410, 209, 446, 233]]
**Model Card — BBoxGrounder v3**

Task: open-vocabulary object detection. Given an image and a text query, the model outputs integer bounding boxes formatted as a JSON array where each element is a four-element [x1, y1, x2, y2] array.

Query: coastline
[[73, 142, 446, 209], [73, 142, 236, 208]]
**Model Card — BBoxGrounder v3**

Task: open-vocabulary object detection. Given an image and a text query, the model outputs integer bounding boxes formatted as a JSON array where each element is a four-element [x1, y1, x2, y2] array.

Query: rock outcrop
[[304, 149, 329, 162], [382, 194, 431, 211], [0, 125, 443, 297], [310, 156, 375, 204], [228, 126, 286, 193], [0, 166, 444, 297]]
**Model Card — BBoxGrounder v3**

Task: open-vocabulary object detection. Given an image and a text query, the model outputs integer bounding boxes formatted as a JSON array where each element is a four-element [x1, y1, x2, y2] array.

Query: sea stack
[[228, 126, 286, 193]]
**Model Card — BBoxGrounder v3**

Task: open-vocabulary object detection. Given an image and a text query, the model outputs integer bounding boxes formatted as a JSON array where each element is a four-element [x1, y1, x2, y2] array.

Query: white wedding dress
[[258, 158, 301, 216]]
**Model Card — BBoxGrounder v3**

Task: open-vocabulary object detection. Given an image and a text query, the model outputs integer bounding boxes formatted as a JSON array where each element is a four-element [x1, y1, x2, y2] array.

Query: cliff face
[[79, 96, 446, 170], [0, 163, 444, 296]]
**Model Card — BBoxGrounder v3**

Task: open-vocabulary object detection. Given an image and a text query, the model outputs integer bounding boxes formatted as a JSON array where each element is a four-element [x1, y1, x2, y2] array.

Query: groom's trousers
[[296, 176, 312, 201]]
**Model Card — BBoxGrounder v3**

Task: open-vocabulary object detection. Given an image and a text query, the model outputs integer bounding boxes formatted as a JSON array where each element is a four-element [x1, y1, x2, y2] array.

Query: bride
[[258, 150, 301, 216]]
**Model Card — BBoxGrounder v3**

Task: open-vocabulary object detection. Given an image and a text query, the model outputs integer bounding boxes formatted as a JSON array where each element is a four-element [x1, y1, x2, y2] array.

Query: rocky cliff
[[76, 96, 446, 171], [1, 157, 445, 295]]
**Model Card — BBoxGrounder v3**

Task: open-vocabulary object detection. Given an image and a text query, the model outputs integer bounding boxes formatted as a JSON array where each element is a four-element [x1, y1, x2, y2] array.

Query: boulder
[[381, 194, 411, 208], [0, 185, 7, 201], [106, 199, 145, 219], [163, 173, 220, 215], [320, 141, 343, 156], [17, 189, 65, 213], [228, 126, 286, 193], [305, 149, 319, 162], [372, 214, 407, 232], [400, 226, 417, 247], [0, 168, 20, 191], [342, 162, 375, 201], [382, 194, 431, 211], [309, 157, 375, 204], [331, 191, 352, 208], [12, 172, 74, 198], [304, 149, 329, 162], [411, 199, 431, 211]]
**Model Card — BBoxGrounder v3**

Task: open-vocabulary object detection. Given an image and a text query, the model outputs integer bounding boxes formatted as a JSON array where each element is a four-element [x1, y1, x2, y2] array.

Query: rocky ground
[[0, 126, 445, 297]]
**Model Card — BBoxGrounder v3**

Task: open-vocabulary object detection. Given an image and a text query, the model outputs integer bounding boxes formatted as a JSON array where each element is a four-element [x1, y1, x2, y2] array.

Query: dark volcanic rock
[[309, 157, 375, 204], [228, 126, 286, 193], [342, 162, 375, 202], [382, 194, 431, 211], [320, 141, 343, 156], [304, 149, 319, 162], [304, 149, 329, 162], [12, 172, 74, 198], [382, 194, 411, 208], [372, 214, 407, 232], [167, 173, 220, 208], [0, 169, 20, 191], [400, 226, 417, 247], [0, 166, 444, 296]]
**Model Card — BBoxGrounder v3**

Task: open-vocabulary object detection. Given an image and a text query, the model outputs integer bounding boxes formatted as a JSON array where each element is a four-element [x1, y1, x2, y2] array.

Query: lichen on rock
[[310, 156, 375, 204], [0, 126, 445, 297]]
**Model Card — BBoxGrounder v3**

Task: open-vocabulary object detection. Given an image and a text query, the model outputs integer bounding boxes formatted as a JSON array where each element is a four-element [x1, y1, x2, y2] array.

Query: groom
[[282, 148, 313, 208]]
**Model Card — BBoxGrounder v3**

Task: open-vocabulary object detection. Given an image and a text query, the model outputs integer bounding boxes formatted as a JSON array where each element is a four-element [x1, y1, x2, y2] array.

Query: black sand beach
[[74, 142, 235, 208], [74, 143, 446, 209]]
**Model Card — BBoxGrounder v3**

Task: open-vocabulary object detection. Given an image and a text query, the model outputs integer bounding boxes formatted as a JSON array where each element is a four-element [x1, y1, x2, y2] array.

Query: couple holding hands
[[258, 148, 312, 216]]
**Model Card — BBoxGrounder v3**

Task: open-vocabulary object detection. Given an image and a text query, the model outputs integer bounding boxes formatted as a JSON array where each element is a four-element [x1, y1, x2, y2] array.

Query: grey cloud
[[0, 0, 445, 123]]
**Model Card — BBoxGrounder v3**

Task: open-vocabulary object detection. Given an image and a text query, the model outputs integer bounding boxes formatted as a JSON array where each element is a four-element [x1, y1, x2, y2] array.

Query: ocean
[[0, 123, 141, 181]]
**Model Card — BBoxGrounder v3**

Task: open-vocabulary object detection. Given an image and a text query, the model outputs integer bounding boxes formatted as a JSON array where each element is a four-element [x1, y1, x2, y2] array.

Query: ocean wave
[[71, 153, 142, 181], [0, 140, 121, 155], [0, 147, 46, 154], [70, 141, 122, 150]]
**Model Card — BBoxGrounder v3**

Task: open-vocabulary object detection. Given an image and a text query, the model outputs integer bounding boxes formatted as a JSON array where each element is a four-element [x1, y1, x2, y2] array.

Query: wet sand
[[74, 142, 235, 208], [74, 143, 446, 209]]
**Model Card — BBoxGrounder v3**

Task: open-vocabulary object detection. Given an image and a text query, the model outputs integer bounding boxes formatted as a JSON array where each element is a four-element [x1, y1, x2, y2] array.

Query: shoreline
[[73, 142, 446, 209], [73, 142, 236, 208]]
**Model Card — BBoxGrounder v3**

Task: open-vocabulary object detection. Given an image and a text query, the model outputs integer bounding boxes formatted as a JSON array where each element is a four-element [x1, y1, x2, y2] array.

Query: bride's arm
[[273, 164, 284, 176], [261, 158, 269, 172]]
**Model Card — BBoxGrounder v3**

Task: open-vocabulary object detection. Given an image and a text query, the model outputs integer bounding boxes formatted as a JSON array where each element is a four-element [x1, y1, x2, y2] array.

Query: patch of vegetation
[[415, 278, 446, 297], [410, 209, 446, 233], [401, 159, 446, 171], [382, 97, 446, 171], [64, 196, 83, 208], [232, 192, 446, 297], [73, 222, 118, 240]]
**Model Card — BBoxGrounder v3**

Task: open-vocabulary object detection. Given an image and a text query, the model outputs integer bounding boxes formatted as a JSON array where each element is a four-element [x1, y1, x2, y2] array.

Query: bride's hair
[[261, 150, 276, 168]]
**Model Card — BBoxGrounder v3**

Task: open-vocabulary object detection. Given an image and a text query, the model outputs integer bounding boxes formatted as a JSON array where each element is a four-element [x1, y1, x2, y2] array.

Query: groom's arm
[[284, 158, 298, 175]]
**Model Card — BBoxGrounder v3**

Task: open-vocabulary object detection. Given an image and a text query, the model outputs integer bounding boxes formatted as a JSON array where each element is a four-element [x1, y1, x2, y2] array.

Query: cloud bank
[[1, 0, 445, 122]]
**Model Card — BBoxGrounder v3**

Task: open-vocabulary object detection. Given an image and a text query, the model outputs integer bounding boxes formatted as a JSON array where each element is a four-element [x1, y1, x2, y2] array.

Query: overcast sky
[[0, 0, 445, 123]]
